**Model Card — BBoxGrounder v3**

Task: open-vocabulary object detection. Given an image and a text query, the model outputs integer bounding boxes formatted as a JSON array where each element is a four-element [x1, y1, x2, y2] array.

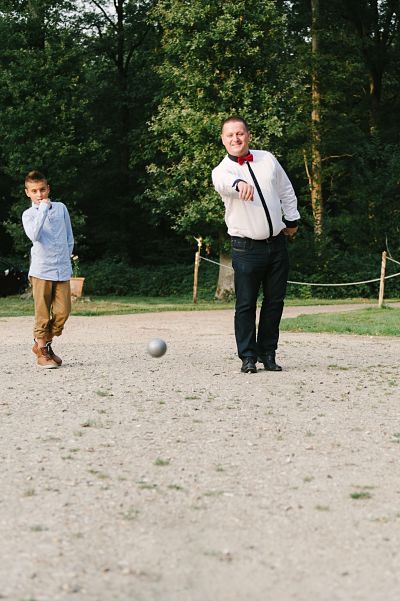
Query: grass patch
[[95, 389, 112, 397], [30, 524, 48, 532], [154, 457, 170, 466], [80, 419, 101, 428], [0, 294, 397, 318], [281, 306, 400, 337], [121, 507, 139, 521], [1, 294, 399, 337], [350, 491, 372, 500], [0, 294, 231, 316]]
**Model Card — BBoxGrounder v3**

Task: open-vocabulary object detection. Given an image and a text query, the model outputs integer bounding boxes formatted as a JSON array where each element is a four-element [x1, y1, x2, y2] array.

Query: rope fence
[[192, 239, 400, 307]]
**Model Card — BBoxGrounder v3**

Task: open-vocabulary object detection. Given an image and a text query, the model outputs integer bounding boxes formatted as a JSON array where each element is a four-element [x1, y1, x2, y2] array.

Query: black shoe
[[259, 353, 282, 372], [241, 358, 257, 373]]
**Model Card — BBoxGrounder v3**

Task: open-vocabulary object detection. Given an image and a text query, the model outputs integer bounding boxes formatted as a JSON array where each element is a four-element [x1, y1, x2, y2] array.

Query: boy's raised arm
[[22, 202, 49, 242]]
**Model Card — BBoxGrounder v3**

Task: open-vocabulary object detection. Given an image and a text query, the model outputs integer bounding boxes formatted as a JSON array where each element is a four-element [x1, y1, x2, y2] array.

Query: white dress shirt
[[212, 149, 300, 239]]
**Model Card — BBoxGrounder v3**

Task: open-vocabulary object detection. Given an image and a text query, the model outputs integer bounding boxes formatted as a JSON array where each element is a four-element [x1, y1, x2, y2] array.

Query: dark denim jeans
[[231, 233, 289, 360]]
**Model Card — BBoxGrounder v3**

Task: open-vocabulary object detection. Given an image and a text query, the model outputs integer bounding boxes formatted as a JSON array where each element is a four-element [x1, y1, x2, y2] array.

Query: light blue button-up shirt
[[22, 200, 74, 281]]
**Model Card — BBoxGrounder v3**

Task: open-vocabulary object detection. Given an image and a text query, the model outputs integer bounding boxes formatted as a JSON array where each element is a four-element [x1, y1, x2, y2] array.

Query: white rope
[[387, 256, 400, 266], [200, 256, 231, 269], [287, 272, 400, 286], [199, 255, 400, 286]]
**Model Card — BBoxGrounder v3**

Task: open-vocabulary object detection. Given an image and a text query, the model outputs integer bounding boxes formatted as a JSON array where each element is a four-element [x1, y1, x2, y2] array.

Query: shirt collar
[[228, 151, 252, 163]]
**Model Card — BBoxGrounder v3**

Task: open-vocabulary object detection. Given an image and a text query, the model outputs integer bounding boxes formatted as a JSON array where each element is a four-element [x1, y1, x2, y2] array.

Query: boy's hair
[[25, 170, 48, 185], [221, 116, 250, 132]]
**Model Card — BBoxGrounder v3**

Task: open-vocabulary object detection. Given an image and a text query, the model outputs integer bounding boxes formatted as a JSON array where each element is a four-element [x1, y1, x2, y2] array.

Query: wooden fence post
[[193, 237, 203, 304], [378, 251, 387, 308]]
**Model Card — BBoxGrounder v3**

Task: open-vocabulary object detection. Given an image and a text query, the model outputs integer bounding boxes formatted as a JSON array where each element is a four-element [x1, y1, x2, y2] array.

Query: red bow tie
[[237, 153, 253, 166]]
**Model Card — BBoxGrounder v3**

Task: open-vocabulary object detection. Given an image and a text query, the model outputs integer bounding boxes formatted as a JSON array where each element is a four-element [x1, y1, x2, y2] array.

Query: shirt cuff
[[232, 179, 246, 192], [283, 219, 298, 228]]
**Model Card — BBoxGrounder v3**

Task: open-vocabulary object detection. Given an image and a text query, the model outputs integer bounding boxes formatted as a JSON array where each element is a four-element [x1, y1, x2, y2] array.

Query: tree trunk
[[115, 0, 130, 187], [344, 1, 397, 133], [310, 0, 323, 237], [27, 0, 46, 50], [215, 251, 234, 300]]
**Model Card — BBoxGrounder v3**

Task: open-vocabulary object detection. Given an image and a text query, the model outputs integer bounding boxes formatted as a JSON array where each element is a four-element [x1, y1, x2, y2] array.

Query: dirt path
[[1, 306, 399, 601]]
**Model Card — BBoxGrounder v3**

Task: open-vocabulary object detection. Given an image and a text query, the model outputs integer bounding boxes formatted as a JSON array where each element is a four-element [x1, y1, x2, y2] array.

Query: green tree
[[284, 0, 400, 275], [0, 0, 161, 263], [341, 0, 400, 131], [145, 0, 289, 296], [0, 0, 89, 255], [67, 0, 162, 260]]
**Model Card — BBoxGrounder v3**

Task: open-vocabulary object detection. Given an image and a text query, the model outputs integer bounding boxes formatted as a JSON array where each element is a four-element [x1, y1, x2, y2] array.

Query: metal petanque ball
[[147, 338, 167, 358]]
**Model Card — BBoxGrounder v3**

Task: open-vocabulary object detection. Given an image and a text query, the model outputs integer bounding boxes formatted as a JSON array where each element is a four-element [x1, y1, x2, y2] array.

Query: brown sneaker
[[32, 341, 62, 366], [45, 342, 62, 366], [35, 345, 59, 368]]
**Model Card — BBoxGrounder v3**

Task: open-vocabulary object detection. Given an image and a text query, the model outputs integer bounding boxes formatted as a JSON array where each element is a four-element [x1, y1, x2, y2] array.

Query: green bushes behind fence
[[83, 258, 219, 297], [81, 257, 400, 299]]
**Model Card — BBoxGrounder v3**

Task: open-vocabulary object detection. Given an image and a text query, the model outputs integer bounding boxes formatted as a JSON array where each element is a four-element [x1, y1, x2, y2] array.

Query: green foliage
[[0, 0, 399, 299], [287, 235, 400, 299], [0, 0, 88, 252], [282, 306, 400, 337], [82, 258, 219, 297], [0, 0, 161, 262], [283, 0, 400, 268], [144, 0, 287, 243], [71, 254, 80, 277]]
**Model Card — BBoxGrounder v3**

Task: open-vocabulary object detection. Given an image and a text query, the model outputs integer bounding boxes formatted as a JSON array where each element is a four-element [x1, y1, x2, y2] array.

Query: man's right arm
[[236, 181, 254, 201], [212, 167, 254, 201]]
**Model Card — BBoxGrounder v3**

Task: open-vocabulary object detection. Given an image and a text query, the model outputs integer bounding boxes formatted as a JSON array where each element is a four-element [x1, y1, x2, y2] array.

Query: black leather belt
[[231, 232, 283, 244]]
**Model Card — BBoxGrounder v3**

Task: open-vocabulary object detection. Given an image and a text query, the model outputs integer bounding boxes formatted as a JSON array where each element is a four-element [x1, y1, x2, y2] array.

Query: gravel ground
[[1, 306, 400, 601]]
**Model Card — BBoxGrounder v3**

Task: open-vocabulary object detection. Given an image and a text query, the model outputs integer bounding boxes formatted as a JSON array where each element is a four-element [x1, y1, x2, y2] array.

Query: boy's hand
[[32, 198, 49, 205]]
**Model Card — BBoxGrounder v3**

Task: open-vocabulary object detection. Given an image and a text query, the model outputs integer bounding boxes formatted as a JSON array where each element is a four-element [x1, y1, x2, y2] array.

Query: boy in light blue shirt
[[22, 171, 74, 368]]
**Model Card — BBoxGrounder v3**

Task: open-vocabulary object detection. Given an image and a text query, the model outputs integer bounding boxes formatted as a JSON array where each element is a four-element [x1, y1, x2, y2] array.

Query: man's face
[[25, 180, 50, 205], [221, 121, 251, 157]]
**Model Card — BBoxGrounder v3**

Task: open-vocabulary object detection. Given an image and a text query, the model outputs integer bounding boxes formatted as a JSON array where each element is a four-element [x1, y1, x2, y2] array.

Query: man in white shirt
[[212, 116, 300, 373]]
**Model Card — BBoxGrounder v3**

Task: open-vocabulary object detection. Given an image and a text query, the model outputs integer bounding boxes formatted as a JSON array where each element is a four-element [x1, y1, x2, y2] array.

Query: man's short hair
[[25, 170, 47, 185], [221, 116, 250, 132]]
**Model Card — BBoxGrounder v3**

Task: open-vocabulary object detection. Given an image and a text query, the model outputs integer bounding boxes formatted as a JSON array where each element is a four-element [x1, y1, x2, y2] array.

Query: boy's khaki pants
[[31, 277, 71, 340]]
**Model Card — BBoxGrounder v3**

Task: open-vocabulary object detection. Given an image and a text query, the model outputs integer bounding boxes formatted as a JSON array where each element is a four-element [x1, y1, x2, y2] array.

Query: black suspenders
[[246, 162, 274, 238]]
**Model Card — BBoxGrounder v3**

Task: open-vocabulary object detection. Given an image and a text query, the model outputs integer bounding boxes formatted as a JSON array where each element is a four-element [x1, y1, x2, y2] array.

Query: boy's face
[[25, 180, 50, 205]]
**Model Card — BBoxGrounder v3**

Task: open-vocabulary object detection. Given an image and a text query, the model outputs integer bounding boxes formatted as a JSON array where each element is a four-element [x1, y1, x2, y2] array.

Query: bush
[[80, 253, 400, 299], [82, 258, 219, 297], [287, 241, 400, 299]]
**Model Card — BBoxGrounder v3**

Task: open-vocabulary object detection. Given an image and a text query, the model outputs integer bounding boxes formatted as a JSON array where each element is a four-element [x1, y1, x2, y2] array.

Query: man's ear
[[24, 188, 29, 197]]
